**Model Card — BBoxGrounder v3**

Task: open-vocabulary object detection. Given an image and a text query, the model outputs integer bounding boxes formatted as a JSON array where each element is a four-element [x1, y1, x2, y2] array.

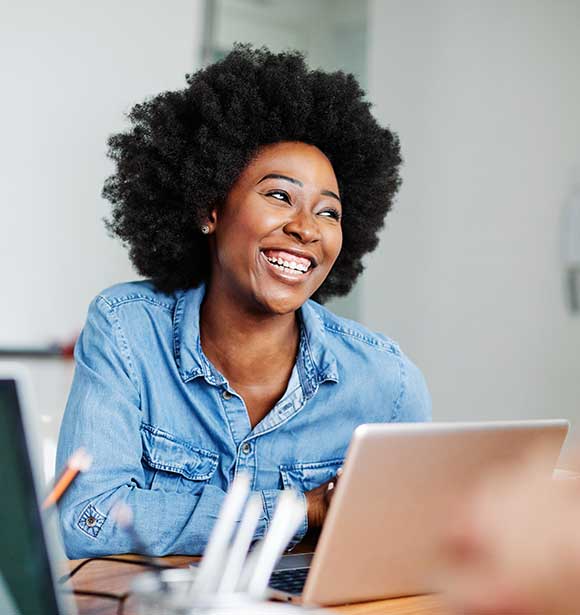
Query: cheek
[[216, 204, 280, 266], [325, 228, 343, 265], [224, 198, 282, 238]]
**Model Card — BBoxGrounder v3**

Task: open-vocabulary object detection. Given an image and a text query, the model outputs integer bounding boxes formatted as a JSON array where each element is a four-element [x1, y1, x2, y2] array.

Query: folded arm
[[56, 297, 307, 558]]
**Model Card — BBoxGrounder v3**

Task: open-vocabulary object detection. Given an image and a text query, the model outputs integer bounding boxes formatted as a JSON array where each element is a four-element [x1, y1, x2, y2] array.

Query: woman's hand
[[305, 469, 341, 528]]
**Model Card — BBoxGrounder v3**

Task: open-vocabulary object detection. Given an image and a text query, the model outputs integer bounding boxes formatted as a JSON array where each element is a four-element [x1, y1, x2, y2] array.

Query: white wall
[[0, 0, 204, 478], [365, 1, 580, 436], [1, 0, 203, 346]]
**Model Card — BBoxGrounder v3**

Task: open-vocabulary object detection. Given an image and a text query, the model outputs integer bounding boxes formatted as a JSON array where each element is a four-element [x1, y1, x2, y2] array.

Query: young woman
[[56, 45, 430, 558]]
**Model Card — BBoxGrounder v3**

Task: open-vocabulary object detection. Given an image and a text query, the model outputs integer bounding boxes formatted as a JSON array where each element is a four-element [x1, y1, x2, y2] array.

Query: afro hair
[[103, 44, 402, 303]]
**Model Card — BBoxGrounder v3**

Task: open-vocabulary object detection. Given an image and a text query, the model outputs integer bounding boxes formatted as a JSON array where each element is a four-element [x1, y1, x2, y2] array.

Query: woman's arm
[[393, 355, 432, 423], [56, 297, 307, 558]]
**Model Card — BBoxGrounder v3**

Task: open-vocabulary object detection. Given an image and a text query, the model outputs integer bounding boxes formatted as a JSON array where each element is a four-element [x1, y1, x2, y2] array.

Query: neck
[[199, 282, 300, 385]]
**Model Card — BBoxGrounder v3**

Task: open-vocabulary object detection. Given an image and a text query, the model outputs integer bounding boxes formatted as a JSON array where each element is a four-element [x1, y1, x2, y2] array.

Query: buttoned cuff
[[77, 503, 107, 539], [260, 489, 308, 549]]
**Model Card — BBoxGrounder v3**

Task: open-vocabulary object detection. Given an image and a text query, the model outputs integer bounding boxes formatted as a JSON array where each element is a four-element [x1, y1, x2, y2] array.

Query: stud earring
[[200, 225, 210, 235]]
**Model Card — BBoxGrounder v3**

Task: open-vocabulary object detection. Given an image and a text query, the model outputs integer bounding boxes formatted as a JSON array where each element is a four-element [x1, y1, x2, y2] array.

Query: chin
[[262, 298, 304, 316], [255, 289, 310, 316]]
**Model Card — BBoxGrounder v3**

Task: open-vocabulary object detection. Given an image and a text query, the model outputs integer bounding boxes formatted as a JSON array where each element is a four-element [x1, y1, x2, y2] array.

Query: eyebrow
[[257, 173, 341, 203]]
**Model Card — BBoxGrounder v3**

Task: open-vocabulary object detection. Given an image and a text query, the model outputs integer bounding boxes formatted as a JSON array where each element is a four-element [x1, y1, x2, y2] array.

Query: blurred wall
[[0, 0, 203, 478], [1, 0, 202, 346], [364, 0, 580, 431]]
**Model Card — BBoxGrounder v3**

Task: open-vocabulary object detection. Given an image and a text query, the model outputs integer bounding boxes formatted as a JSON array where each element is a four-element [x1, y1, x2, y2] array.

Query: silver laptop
[[269, 419, 569, 606], [0, 364, 77, 615]]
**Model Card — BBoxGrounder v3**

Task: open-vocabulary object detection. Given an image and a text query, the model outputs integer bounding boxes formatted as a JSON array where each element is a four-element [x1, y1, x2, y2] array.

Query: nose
[[283, 208, 321, 244]]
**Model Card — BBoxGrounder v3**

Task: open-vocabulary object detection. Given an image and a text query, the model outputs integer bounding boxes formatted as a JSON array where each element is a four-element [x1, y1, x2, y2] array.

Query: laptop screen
[[0, 378, 60, 615]]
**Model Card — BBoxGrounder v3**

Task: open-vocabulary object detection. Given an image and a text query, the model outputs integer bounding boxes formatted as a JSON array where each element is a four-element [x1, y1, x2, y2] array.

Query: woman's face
[[207, 141, 343, 315]]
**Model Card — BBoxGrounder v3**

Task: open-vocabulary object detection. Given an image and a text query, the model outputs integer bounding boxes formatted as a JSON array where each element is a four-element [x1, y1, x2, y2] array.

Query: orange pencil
[[43, 448, 92, 510]]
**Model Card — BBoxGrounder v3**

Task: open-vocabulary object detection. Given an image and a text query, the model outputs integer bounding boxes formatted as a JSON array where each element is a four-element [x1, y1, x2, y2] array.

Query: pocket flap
[[141, 423, 219, 481], [280, 458, 343, 491]]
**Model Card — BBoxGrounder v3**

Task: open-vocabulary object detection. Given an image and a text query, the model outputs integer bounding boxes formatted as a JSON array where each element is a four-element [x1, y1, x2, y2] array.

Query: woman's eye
[[266, 190, 291, 203], [319, 208, 342, 221]]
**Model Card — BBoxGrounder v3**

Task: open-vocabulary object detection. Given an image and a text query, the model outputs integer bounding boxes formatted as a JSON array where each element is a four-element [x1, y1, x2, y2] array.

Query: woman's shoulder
[[305, 300, 431, 421], [94, 280, 180, 312], [305, 299, 402, 357]]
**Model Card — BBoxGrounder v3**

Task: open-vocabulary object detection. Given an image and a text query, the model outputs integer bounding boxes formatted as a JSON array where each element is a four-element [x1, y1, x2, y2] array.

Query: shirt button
[[241, 442, 252, 455], [86, 516, 97, 528], [222, 390, 232, 400]]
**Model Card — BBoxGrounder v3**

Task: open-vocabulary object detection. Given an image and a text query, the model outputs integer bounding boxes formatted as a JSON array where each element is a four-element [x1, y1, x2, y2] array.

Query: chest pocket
[[141, 423, 219, 493], [279, 458, 343, 492]]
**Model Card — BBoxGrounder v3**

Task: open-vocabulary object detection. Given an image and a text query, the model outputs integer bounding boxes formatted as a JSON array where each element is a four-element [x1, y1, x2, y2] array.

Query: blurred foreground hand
[[439, 449, 580, 615]]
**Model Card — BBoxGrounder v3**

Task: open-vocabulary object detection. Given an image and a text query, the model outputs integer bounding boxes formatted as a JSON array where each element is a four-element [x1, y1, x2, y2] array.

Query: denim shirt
[[56, 281, 431, 559]]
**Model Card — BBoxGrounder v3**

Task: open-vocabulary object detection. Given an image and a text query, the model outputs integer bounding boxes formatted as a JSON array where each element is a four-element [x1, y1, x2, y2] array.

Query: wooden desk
[[67, 555, 451, 615]]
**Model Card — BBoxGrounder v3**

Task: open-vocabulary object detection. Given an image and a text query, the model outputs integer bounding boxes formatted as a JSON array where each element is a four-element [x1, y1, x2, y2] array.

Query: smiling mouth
[[260, 249, 314, 276]]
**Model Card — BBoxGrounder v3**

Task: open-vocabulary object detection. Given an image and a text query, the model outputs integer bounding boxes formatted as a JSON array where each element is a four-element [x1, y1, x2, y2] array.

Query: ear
[[205, 207, 218, 233]]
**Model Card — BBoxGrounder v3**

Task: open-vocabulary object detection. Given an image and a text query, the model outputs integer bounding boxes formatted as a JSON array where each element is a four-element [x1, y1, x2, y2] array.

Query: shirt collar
[[173, 284, 339, 386], [297, 300, 339, 387], [173, 284, 222, 384]]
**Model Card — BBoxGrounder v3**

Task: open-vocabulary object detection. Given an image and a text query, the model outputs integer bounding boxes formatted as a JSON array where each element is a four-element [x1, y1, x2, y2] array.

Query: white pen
[[192, 472, 250, 595], [217, 493, 262, 594], [246, 490, 305, 599]]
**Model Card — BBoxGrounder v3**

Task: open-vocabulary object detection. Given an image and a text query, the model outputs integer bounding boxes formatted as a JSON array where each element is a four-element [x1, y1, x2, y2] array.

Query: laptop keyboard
[[268, 567, 309, 595]]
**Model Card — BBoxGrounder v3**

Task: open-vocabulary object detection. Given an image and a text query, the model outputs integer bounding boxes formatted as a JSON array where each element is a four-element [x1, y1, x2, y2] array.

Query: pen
[[246, 490, 305, 599], [192, 473, 250, 595], [217, 493, 262, 594], [43, 448, 92, 510]]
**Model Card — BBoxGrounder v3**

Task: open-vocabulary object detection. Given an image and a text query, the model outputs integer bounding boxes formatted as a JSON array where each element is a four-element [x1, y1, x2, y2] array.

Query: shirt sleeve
[[56, 296, 307, 559], [392, 354, 432, 422]]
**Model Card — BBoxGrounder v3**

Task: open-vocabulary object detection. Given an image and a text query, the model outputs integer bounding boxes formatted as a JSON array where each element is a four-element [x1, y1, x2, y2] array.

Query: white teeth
[[264, 254, 309, 274]]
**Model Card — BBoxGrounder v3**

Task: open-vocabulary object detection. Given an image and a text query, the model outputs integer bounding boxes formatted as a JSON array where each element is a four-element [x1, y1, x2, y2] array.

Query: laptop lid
[[302, 419, 569, 606], [0, 364, 76, 615]]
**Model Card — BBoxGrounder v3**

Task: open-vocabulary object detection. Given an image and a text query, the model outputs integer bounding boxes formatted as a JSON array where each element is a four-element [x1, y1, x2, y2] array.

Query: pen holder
[[132, 568, 326, 615]]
